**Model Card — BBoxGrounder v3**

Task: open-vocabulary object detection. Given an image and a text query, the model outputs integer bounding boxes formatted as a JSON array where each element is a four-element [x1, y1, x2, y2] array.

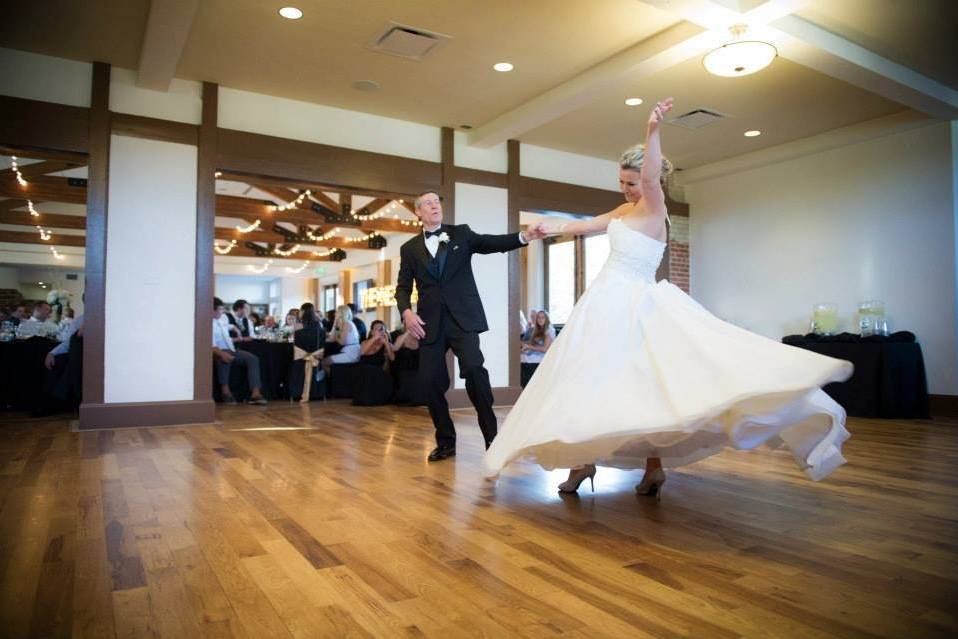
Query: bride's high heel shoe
[[635, 468, 666, 500], [558, 465, 596, 494]]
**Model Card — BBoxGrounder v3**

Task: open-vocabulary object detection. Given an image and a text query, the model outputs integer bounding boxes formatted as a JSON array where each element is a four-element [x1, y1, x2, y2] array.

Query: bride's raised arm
[[639, 97, 673, 219]]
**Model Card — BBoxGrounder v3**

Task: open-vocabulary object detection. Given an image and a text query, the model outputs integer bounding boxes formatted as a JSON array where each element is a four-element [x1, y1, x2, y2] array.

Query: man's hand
[[44, 352, 55, 370], [218, 351, 234, 364], [523, 221, 549, 242], [402, 309, 426, 339]]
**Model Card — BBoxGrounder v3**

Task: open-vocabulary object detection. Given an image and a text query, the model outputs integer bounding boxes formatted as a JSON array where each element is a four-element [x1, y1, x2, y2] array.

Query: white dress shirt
[[49, 315, 84, 356], [213, 316, 236, 351]]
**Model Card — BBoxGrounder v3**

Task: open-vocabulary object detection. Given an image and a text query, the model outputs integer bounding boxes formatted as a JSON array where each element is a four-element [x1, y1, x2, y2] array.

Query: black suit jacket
[[395, 224, 524, 344], [227, 313, 252, 337]]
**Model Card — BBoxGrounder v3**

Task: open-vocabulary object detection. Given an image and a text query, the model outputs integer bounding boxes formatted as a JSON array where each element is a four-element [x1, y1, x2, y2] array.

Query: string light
[[306, 226, 340, 242], [50, 246, 65, 260], [272, 243, 301, 257], [274, 190, 312, 212], [236, 219, 261, 233], [27, 200, 39, 217], [214, 240, 237, 254], [214, 171, 222, 178], [247, 259, 272, 274], [37, 226, 52, 241], [285, 260, 311, 274], [343, 230, 380, 243], [311, 247, 338, 257], [9, 156, 28, 186]]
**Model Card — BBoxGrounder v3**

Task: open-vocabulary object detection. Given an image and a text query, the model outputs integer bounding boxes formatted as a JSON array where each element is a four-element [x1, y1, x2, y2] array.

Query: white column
[[453, 182, 510, 388], [104, 134, 197, 403]]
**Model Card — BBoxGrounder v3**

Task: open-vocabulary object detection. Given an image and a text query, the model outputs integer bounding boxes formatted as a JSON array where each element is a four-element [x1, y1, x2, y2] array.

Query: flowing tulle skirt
[[484, 268, 853, 481]]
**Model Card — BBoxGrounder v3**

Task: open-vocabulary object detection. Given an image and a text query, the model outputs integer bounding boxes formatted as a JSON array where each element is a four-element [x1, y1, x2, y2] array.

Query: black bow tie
[[424, 228, 443, 239]]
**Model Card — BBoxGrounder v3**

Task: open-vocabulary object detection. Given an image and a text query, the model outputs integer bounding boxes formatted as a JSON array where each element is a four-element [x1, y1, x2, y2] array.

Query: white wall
[[0, 266, 18, 289], [109, 67, 202, 124], [521, 143, 619, 191], [218, 88, 441, 162], [688, 122, 957, 395], [214, 275, 271, 306], [104, 135, 197, 403], [0, 47, 91, 106], [453, 183, 510, 388]]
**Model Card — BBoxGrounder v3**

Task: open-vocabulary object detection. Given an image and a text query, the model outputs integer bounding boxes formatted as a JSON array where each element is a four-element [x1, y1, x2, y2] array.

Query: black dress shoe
[[427, 446, 456, 462]]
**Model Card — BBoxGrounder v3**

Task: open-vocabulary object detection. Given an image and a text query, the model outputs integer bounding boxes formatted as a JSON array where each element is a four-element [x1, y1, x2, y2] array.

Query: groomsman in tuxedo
[[227, 299, 254, 341], [396, 191, 546, 462]]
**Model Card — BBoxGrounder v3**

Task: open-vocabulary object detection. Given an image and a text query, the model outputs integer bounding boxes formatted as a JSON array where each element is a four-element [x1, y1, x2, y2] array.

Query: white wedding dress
[[484, 218, 853, 481]]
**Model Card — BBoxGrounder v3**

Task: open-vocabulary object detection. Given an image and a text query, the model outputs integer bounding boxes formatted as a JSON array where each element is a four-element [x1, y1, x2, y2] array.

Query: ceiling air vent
[[368, 22, 451, 60], [667, 108, 726, 129]]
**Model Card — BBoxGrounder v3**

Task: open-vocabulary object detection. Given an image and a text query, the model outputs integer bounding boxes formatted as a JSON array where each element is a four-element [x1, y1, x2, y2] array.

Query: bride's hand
[[648, 97, 674, 130]]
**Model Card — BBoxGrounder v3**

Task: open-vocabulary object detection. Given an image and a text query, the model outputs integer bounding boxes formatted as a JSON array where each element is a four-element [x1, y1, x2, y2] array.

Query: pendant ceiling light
[[703, 24, 777, 77]]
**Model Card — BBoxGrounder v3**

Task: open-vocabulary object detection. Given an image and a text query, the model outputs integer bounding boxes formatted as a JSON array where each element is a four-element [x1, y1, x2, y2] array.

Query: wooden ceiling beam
[[0, 230, 85, 247], [0, 175, 86, 204], [218, 245, 342, 261], [0, 160, 82, 179], [214, 227, 359, 250], [0, 146, 87, 164], [0, 210, 86, 230]]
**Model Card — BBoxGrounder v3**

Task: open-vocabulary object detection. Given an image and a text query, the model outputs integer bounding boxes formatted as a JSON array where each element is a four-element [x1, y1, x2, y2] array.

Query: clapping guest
[[228, 299, 254, 341], [212, 297, 267, 405], [323, 304, 361, 374], [520, 310, 555, 364], [521, 308, 538, 342]]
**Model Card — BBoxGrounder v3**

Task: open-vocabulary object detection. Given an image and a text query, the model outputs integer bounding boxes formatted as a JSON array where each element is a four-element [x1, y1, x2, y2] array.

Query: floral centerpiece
[[45, 289, 72, 323]]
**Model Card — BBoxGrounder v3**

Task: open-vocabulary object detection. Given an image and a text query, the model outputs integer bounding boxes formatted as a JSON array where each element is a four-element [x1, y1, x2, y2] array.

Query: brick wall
[[668, 215, 689, 293]]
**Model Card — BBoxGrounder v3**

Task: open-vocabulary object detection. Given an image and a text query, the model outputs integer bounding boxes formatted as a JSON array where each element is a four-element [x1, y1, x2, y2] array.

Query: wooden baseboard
[[446, 386, 523, 410], [79, 399, 216, 429], [929, 394, 958, 419]]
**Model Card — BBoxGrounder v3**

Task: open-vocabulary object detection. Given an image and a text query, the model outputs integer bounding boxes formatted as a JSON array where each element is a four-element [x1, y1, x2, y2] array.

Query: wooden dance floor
[[0, 403, 956, 638]]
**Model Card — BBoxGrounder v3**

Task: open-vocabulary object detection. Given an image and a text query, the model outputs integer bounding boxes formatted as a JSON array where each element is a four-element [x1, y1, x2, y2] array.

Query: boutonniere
[[438, 232, 450, 244]]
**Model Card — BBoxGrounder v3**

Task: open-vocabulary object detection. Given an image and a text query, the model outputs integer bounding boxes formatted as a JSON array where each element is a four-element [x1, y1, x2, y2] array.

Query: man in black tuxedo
[[396, 191, 546, 462]]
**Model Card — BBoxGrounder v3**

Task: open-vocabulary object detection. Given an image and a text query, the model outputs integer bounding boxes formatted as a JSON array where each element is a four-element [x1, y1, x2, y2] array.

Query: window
[[322, 285, 338, 313], [353, 278, 375, 312], [546, 240, 575, 324], [584, 233, 611, 289]]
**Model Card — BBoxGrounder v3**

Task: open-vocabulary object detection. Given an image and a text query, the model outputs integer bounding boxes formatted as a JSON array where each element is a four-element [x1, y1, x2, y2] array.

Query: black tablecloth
[[782, 335, 929, 418], [0, 337, 59, 410], [213, 340, 294, 401]]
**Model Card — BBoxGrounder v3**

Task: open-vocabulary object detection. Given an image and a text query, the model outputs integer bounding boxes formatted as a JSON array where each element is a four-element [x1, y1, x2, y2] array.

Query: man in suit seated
[[227, 299, 255, 341], [213, 297, 267, 405]]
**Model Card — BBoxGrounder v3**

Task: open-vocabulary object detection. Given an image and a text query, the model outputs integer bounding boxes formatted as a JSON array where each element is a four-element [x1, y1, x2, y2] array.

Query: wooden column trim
[[80, 62, 111, 419], [507, 139, 521, 388], [193, 82, 217, 418], [440, 127, 456, 390]]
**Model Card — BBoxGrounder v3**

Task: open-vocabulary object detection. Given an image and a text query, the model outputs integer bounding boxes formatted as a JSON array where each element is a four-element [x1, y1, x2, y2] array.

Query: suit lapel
[[412, 233, 438, 281], [439, 226, 464, 281]]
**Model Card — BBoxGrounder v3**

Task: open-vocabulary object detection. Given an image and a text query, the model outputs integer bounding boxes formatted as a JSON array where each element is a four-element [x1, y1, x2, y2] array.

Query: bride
[[483, 98, 853, 496]]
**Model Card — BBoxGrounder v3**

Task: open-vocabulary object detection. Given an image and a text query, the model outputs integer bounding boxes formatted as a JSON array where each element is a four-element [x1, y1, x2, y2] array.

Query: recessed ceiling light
[[624, 98, 643, 106], [493, 62, 514, 72], [278, 7, 303, 20], [744, 130, 761, 137]]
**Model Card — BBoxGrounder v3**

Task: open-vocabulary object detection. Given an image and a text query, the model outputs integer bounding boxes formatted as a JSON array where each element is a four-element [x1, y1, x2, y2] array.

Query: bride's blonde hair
[[619, 144, 673, 185]]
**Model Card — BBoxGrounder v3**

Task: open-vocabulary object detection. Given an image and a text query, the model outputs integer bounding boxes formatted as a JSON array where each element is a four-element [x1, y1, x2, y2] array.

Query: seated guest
[[249, 312, 262, 329], [263, 315, 278, 330], [391, 325, 425, 406], [323, 304, 361, 374], [7, 304, 27, 327], [290, 303, 327, 400], [284, 311, 301, 331], [322, 309, 334, 332], [45, 313, 85, 370], [212, 297, 267, 405], [521, 308, 538, 342], [360, 320, 395, 368], [348, 302, 368, 341], [353, 319, 395, 406], [21, 302, 58, 332], [521, 310, 555, 364], [227, 299, 254, 341]]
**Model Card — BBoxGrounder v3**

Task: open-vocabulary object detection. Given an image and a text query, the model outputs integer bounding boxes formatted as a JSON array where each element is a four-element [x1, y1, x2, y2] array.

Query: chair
[[289, 325, 326, 401]]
